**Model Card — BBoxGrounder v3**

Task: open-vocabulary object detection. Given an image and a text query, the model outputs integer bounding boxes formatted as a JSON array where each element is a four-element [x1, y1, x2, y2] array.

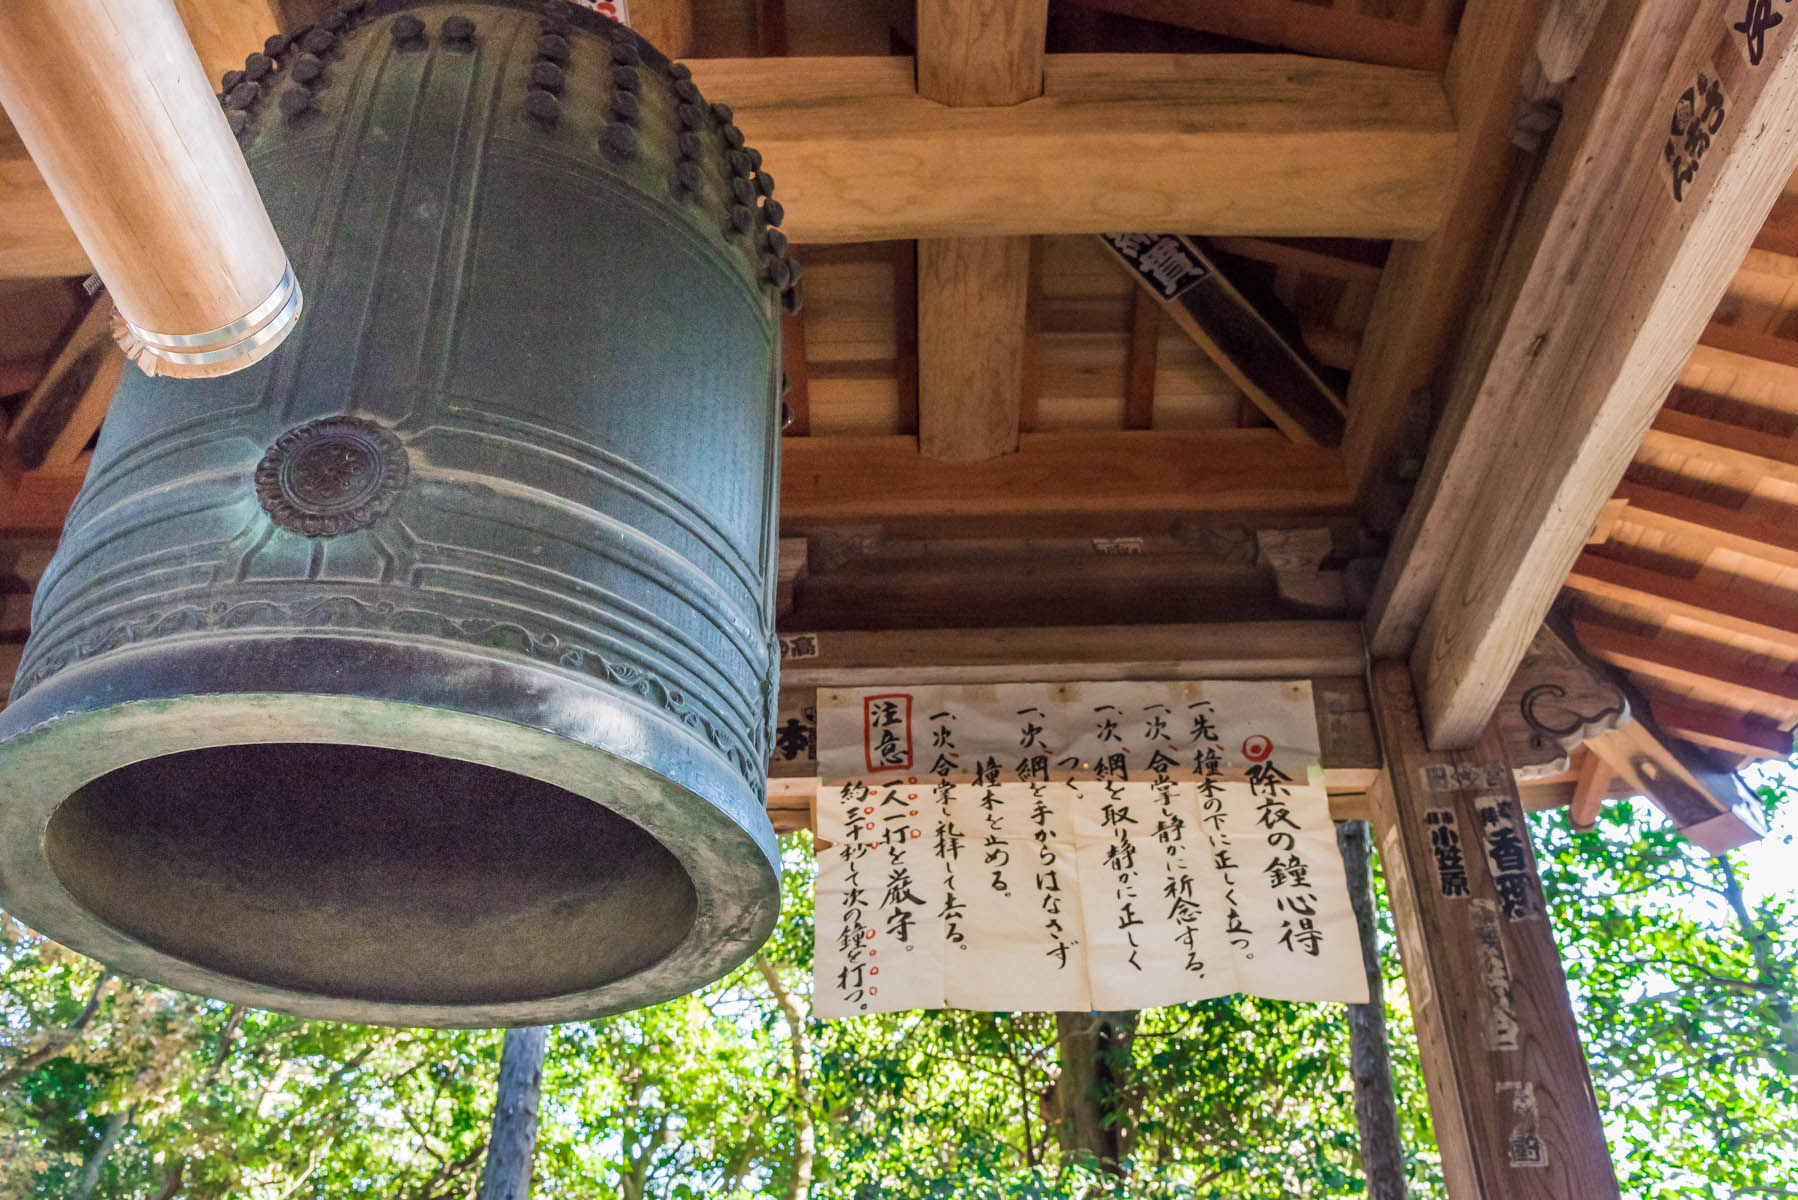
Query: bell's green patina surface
[[0, 0, 793, 1027]]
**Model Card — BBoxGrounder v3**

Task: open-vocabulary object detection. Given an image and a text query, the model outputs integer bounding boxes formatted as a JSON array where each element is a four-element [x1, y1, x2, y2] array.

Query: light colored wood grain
[[1369, 0, 1798, 748], [1367, 659, 1621, 1199], [1340, 0, 1545, 509], [917, 0, 1047, 106], [913, 7, 1043, 461], [0, 0, 290, 368], [917, 236, 1031, 460], [1567, 746, 1611, 831], [685, 53, 1456, 242], [779, 429, 1354, 537], [0, 0, 291, 376]]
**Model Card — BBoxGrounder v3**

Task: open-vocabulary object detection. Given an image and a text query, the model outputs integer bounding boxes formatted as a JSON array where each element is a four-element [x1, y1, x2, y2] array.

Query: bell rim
[[0, 635, 781, 1027]]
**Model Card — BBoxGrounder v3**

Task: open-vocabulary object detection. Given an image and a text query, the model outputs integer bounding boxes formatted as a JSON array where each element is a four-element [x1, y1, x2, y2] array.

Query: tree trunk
[[1719, 855, 1798, 1075], [476, 1026, 549, 1200], [1052, 1010, 1139, 1174], [0, 971, 111, 1090], [1337, 819, 1409, 1200], [755, 955, 816, 1200], [69, 1106, 130, 1200]]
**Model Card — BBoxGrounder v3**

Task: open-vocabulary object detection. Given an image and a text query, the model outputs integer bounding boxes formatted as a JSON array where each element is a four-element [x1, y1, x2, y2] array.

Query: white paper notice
[[812, 681, 1369, 1017]]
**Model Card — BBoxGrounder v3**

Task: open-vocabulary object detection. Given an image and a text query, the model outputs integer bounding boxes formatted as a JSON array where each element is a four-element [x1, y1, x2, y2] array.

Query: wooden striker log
[[0, 0, 299, 377]]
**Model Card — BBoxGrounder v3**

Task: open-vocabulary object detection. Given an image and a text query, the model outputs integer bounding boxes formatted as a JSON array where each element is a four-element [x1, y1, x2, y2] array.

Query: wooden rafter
[[1611, 480, 1798, 571], [1573, 614, 1798, 714], [1645, 692, 1793, 760], [1639, 406, 1798, 485], [1368, 0, 1798, 749], [1567, 553, 1798, 657]]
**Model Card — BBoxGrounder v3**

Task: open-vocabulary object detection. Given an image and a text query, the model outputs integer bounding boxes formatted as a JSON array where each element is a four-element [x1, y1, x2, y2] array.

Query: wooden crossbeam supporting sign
[[1368, 660, 1619, 1200], [1097, 234, 1345, 444]]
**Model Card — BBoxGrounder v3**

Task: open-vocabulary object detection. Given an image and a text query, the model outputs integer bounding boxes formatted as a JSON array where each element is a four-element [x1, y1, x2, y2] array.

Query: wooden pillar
[[0, 0, 298, 377], [1367, 660, 1619, 1200], [915, 0, 1046, 462]]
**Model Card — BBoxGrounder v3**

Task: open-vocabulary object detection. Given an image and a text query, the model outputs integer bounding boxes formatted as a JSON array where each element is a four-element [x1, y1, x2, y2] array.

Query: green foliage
[[1529, 772, 1798, 1198], [3, 780, 1793, 1199]]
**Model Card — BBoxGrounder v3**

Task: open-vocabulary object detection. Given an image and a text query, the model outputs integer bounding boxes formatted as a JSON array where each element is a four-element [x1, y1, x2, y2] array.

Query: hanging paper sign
[[812, 681, 1369, 1017]]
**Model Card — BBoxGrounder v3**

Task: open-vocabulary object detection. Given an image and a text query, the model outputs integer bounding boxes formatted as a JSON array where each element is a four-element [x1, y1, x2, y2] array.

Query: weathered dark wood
[[1124, 287, 1160, 429], [1368, 660, 1619, 1200]]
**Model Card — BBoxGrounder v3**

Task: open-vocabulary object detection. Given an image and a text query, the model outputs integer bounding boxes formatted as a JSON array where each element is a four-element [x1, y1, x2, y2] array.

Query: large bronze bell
[[0, 0, 792, 1026]]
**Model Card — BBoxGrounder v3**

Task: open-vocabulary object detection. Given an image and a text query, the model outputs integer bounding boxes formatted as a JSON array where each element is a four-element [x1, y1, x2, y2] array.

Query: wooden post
[[1367, 660, 1619, 1200], [0, 0, 298, 378]]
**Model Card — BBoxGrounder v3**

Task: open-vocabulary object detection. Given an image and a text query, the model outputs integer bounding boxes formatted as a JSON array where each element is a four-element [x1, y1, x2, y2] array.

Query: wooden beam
[[1206, 236, 1386, 286], [1566, 552, 1798, 657], [9, 296, 114, 470], [768, 669, 1381, 809], [1567, 747, 1612, 831], [44, 342, 123, 468], [1645, 691, 1794, 760], [1367, 660, 1621, 1199], [1067, 0, 1452, 72], [1696, 318, 1798, 371], [913, 4, 1045, 462], [1, 52, 1458, 271], [917, 236, 1031, 459], [1098, 234, 1345, 444], [1584, 716, 1767, 853], [694, 54, 1454, 242], [0, 464, 86, 537], [1612, 479, 1798, 570], [1339, 0, 1545, 508], [893, 242, 920, 433], [1572, 614, 1798, 712], [775, 618, 1365, 686], [917, 0, 1047, 106], [1123, 286, 1160, 429], [780, 308, 810, 437], [1751, 190, 1798, 257], [0, 429, 1354, 541], [171, 0, 280, 82], [779, 429, 1353, 537], [1367, 0, 1798, 748], [1639, 408, 1798, 487]]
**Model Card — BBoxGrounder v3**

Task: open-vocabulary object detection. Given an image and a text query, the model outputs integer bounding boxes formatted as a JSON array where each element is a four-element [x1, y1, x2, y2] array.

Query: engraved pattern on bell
[[255, 416, 409, 537]]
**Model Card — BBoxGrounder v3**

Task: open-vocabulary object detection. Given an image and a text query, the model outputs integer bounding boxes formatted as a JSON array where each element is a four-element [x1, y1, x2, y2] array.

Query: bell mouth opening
[[43, 742, 698, 1008]]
